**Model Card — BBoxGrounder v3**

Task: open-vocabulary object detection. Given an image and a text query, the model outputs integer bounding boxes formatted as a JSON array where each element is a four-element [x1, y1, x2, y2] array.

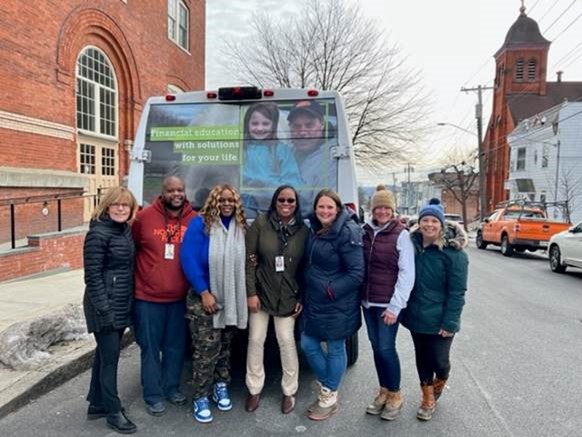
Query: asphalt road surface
[[2, 244, 581, 437]]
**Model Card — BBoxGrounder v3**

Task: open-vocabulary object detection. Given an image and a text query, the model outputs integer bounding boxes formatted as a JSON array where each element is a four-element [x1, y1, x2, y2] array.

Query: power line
[[550, 12, 582, 41], [543, 0, 577, 33]]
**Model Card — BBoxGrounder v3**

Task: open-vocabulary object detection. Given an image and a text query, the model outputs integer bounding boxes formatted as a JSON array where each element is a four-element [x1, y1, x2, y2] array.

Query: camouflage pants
[[186, 293, 236, 400]]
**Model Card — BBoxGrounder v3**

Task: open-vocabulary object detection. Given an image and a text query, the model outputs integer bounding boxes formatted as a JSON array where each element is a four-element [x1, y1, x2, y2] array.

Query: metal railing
[[0, 188, 108, 250]]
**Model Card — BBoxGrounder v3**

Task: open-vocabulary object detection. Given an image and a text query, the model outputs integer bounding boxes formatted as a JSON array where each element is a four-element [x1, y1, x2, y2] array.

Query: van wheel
[[346, 333, 359, 366], [476, 231, 487, 249], [549, 245, 567, 273], [500, 235, 514, 257]]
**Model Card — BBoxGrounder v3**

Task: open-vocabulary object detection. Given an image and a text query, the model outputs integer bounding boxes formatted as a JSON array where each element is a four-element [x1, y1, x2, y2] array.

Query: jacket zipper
[[365, 231, 377, 302]]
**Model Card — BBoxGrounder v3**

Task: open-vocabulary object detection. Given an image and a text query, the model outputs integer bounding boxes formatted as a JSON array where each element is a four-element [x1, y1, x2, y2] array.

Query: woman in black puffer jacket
[[83, 186, 138, 435]]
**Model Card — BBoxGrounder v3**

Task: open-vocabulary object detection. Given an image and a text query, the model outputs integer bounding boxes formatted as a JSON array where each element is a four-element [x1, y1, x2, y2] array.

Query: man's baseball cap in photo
[[287, 100, 325, 121]]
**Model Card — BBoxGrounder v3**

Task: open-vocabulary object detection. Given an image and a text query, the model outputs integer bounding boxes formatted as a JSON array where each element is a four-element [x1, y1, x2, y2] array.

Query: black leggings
[[410, 332, 454, 385]]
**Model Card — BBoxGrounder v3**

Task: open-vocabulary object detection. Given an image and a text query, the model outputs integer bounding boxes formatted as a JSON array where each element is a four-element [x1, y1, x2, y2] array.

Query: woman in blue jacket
[[301, 189, 364, 421], [401, 199, 468, 421]]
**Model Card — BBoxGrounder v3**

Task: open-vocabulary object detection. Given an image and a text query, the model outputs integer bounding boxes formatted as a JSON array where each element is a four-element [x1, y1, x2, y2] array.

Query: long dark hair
[[269, 185, 303, 223]]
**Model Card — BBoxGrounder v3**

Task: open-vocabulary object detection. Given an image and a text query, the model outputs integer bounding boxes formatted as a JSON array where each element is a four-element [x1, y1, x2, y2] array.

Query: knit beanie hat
[[418, 198, 445, 225], [370, 185, 396, 212]]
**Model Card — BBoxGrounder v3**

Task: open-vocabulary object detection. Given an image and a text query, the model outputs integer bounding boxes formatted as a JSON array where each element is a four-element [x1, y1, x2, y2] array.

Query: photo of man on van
[[287, 100, 337, 188]]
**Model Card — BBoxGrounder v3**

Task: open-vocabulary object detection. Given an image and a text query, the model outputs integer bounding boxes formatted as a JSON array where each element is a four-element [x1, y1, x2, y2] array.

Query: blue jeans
[[300, 333, 347, 391], [134, 299, 186, 405], [363, 306, 401, 391]]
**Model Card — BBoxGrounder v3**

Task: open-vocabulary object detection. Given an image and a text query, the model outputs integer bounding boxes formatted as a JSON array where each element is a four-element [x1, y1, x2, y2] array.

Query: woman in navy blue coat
[[301, 189, 364, 421]]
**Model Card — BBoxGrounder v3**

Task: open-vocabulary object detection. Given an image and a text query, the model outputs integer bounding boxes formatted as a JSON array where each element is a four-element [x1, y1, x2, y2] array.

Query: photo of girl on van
[[242, 102, 302, 189]]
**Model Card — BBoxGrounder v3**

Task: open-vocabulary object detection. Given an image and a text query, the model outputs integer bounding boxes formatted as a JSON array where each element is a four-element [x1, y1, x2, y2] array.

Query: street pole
[[461, 85, 493, 221]]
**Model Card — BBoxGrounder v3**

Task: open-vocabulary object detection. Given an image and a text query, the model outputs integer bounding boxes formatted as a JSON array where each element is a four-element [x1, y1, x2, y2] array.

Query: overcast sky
[[206, 0, 582, 184]]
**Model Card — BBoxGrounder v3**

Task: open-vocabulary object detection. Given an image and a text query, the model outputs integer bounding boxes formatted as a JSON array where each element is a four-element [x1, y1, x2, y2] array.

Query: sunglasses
[[277, 198, 296, 204]]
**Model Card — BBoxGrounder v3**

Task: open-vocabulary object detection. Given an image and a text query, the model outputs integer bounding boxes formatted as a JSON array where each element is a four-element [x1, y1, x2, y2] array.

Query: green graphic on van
[[150, 125, 240, 141], [178, 140, 241, 165]]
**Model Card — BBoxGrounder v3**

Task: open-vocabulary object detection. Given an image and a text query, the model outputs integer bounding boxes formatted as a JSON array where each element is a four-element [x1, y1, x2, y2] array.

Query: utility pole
[[461, 84, 494, 221]]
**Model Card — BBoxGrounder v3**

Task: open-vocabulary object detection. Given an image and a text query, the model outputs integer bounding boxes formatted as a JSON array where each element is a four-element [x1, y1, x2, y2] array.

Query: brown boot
[[433, 378, 447, 401], [380, 390, 403, 421], [416, 383, 436, 421], [365, 387, 388, 415], [307, 387, 338, 421], [245, 393, 260, 412], [307, 381, 323, 413]]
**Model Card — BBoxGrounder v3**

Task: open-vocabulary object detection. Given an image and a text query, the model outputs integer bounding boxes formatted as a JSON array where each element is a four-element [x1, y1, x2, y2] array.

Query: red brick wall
[[0, 231, 85, 283], [0, 188, 85, 242], [441, 190, 480, 223]]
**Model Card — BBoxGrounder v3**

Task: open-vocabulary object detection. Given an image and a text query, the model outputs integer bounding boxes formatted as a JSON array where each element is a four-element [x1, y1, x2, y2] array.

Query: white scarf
[[208, 218, 247, 329]]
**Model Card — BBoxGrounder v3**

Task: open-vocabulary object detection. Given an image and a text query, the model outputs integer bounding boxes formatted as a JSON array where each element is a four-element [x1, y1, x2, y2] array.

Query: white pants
[[245, 310, 299, 396]]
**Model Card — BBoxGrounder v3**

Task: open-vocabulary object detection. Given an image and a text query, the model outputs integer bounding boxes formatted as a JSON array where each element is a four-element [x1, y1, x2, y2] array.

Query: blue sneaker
[[193, 397, 213, 423], [213, 382, 233, 411]]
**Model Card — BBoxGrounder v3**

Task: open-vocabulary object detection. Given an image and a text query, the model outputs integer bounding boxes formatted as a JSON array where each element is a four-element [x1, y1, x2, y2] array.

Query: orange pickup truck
[[476, 202, 571, 257]]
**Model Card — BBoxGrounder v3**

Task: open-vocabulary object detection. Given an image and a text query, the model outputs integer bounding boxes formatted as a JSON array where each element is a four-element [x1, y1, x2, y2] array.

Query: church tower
[[483, 4, 550, 211]]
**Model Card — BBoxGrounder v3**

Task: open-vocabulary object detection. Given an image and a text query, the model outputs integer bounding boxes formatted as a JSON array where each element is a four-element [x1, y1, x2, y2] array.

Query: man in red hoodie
[[132, 176, 197, 416]]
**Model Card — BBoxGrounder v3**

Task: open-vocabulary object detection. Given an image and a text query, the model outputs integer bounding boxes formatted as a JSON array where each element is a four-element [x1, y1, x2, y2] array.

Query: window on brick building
[[76, 47, 117, 138], [168, 0, 189, 51], [515, 58, 524, 82], [102, 147, 116, 176], [79, 143, 96, 175], [528, 58, 537, 81]]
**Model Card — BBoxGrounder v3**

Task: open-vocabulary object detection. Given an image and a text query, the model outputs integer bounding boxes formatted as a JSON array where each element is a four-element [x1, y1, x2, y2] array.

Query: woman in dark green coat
[[401, 199, 468, 422], [244, 185, 308, 415]]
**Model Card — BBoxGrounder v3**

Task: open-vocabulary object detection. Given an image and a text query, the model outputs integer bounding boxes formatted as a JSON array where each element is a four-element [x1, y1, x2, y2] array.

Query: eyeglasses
[[218, 198, 235, 204], [277, 198, 296, 204], [111, 203, 131, 209]]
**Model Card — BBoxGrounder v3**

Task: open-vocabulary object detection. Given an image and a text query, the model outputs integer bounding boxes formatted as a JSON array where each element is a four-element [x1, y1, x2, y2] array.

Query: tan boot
[[307, 381, 323, 413], [416, 383, 436, 421], [307, 387, 338, 421], [433, 378, 447, 401], [380, 390, 403, 421], [365, 387, 388, 415]]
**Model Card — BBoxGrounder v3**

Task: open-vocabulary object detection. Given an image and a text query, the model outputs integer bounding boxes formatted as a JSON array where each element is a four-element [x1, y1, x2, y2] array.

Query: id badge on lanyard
[[275, 255, 285, 272], [165, 243, 175, 260]]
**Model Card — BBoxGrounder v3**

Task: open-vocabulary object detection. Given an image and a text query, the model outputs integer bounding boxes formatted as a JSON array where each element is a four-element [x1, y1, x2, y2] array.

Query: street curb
[[0, 331, 134, 420]]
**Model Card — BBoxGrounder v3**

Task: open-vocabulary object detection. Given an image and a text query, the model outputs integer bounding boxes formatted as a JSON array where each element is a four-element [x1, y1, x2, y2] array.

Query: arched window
[[76, 47, 117, 138], [167, 84, 184, 94], [515, 58, 524, 81], [528, 58, 537, 81]]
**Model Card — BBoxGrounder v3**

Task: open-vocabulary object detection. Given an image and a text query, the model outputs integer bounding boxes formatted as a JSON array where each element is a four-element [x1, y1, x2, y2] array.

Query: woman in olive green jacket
[[244, 185, 309, 415], [401, 199, 468, 422]]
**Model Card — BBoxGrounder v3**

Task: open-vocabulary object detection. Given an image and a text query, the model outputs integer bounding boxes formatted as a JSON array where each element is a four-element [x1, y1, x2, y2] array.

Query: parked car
[[444, 213, 464, 225], [476, 201, 571, 257], [548, 221, 582, 273]]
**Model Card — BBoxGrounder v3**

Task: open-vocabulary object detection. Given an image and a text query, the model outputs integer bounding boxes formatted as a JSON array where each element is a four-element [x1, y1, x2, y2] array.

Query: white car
[[444, 213, 464, 225], [548, 221, 582, 273]]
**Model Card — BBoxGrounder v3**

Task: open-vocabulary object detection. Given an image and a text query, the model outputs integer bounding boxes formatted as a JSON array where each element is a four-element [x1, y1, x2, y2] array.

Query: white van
[[127, 86, 359, 218]]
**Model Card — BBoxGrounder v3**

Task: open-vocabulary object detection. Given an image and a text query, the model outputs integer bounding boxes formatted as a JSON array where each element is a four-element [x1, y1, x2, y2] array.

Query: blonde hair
[[200, 184, 247, 234], [91, 186, 138, 222]]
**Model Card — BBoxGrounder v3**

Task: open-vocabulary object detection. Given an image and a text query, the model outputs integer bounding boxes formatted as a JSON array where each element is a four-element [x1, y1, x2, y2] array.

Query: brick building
[[483, 5, 582, 214], [0, 0, 205, 280]]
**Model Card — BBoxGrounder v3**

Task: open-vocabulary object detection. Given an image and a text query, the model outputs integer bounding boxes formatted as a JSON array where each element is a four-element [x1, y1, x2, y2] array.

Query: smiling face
[[248, 110, 274, 141], [373, 206, 394, 226], [108, 198, 132, 224], [218, 188, 235, 217], [289, 113, 324, 154], [315, 195, 339, 227], [162, 177, 186, 211], [276, 188, 297, 222], [419, 215, 442, 243]]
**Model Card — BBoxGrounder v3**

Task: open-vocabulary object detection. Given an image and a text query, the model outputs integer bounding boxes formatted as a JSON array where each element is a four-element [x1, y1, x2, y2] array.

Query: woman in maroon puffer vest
[[361, 185, 415, 422]]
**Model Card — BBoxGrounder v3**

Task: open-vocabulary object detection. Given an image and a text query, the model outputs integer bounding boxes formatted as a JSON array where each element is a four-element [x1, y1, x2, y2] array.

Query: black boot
[[87, 404, 107, 420], [106, 411, 137, 434]]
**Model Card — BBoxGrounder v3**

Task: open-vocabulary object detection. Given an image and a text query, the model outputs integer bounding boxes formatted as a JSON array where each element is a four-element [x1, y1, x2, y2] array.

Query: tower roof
[[496, 7, 550, 54]]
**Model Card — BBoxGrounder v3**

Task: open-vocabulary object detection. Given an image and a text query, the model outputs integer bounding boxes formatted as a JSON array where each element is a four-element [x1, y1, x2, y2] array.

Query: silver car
[[549, 221, 582, 273]]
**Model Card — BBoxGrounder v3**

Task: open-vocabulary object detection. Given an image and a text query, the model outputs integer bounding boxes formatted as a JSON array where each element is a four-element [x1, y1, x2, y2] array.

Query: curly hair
[[200, 184, 247, 234]]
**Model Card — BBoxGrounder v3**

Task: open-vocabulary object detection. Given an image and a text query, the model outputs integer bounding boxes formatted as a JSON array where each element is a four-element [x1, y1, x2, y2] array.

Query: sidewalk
[[0, 269, 96, 419]]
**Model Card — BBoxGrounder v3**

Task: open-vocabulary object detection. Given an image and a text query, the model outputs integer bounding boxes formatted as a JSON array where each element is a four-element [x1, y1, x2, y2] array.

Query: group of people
[[82, 179, 468, 434]]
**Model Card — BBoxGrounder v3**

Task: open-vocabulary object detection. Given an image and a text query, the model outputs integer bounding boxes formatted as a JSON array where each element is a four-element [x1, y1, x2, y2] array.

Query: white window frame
[[516, 147, 526, 171], [76, 46, 118, 141], [167, 84, 185, 94], [168, 0, 190, 52]]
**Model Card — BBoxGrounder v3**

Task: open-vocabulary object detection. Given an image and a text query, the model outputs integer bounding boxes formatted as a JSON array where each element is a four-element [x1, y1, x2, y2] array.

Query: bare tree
[[545, 166, 582, 222], [429, 152, 479, 230], [222, 0, 431, 168]]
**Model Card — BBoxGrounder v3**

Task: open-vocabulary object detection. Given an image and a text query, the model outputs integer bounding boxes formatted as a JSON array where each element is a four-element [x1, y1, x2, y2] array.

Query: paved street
[[2, 245, 581, 437]]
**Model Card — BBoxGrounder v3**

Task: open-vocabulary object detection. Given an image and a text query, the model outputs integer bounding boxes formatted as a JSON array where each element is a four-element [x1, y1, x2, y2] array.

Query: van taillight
[[263, 89, 274, 97], [307, 89, 319, 97], [165, 94, 176, 101], [206, 91, 218, 99], [218, 86, 262, 100]]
